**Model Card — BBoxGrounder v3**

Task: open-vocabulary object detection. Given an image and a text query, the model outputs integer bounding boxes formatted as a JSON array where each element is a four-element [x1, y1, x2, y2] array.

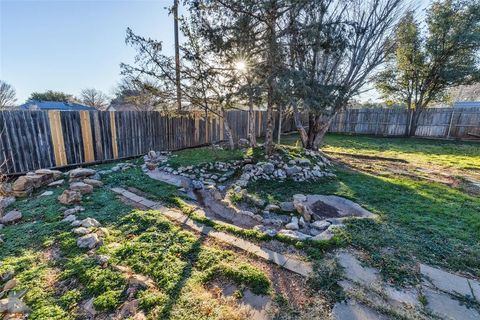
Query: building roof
[[20, 100, 95, 111], [453, 101, 480, 108]]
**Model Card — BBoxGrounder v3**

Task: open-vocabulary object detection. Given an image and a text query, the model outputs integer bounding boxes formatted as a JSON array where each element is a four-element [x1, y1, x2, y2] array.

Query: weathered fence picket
[[0, 108, 478, 174]]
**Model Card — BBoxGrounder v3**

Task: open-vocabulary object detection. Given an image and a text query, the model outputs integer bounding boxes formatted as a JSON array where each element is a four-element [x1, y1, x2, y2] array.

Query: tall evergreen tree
[[376, 0, 480, 136]]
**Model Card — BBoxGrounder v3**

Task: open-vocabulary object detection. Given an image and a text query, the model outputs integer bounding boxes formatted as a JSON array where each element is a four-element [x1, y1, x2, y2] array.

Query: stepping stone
[[469, 280, 480, 302], [420, 264, 473, 297], [383, 285, 420, 308], [332, 300, 390, 320], [423, 288, 480, 320], [336, 251, 380, 287]]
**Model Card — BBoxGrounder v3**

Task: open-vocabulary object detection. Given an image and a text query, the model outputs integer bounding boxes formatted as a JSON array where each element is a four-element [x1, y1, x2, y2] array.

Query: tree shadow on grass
[[159, 226, 209, 320], [248, 167, 480, 281]]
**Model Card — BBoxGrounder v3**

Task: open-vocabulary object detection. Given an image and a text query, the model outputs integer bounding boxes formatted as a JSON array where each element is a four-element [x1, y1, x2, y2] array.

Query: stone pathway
[[333, 250, 480, 320], [111, 187, 312, 277]]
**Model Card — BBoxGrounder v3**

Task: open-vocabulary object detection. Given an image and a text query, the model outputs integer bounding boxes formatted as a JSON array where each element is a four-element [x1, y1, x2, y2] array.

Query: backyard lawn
[[1, 133, 479, 319]]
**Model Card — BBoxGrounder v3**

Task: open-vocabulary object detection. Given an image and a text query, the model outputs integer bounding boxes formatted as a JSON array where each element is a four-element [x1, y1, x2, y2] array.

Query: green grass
[[168, 146, 244, 169], [0, 168, 271, 319], [322, 133, 480, 171], [248, 162, 480, 285]]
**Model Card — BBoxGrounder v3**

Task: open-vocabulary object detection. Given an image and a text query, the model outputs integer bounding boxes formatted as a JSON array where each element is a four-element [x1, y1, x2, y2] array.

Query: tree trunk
[[306, 114, 334, 150], [408, 109, 422, 137], [248, 94, 256, 147], [264, 3, 278, 156], [265, 97, 274, 155], [277, 104, 283, 144], [291, 99, 308, 147], [221, 108, 235, 150]]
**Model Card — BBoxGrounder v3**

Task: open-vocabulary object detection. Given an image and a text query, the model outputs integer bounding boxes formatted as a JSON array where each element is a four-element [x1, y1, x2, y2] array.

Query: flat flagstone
[[420, 264, 474, 297], [336, 251, 380, 287], [282, 258, 312, 277], [383, 286, 420, 308], [469, 279, 480, 302], [332, 300, 390, 320], [139, 199, 157, 208], [423, 287, 480, 320], [110, 187, 312, 277]]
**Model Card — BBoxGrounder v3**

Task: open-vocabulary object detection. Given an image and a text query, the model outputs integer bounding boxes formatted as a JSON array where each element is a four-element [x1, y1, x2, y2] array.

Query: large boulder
[[1, 210, 22, 224], [70, 182, 94, 194], [58, 190, 82, 205], [69, 168, 96, 179]]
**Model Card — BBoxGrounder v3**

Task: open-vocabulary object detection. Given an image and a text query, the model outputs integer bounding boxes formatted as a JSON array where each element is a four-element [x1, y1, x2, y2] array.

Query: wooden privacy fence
[[0, 110, 268, 175], [1, 107, 479, 174], [329, 107, 480, 138]]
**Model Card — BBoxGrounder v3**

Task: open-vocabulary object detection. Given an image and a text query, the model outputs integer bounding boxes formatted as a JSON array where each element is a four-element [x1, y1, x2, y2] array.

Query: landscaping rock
[[62, 215, 77, 222], [278, 229, 311, 241], [40, 191, 53, 196], [69, 168, 96, 179], [73, 227, 91, 235], [311, 229, 335, 241], [265, 204, 280, 212], [63, 206, 84, 216], [1, 210, 22, 224], [285, 217, 299, 230], [35, 168, 63, 180], [47, 179, 64, 187], [58, 190, 82, 205], [80, 217, 101, 228], [69, 182, 94, 194], [95, 254, 109, 265], [0, 182, 12, 196], [128, 274, 154, 289], [83, 179, 103, 187], [0, 196, 15, 211], [0, 297, 29, 314], [11, 176, 34, 196], [311, 220, 331, 231], [77, 233, 100, 249], [279, 201, 294, 212], [2, 278, 17, 292], [71, 220, 82, 227], [304, 195, 375, 219]]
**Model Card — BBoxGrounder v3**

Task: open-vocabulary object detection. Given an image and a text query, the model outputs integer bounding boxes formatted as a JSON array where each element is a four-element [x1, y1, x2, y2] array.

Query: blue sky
[[0, 0, 180, 103], [1, 0, 430, 104]]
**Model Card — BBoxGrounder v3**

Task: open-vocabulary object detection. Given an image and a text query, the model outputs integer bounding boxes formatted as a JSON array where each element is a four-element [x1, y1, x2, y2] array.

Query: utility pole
[[173, 0, 182, 111]]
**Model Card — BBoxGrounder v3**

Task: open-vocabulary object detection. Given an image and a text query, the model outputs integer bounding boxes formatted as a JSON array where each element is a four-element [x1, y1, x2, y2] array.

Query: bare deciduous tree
[[80, 88, 109, 110], [290, 0, 406, 149], [0, 80, 17, 110]]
